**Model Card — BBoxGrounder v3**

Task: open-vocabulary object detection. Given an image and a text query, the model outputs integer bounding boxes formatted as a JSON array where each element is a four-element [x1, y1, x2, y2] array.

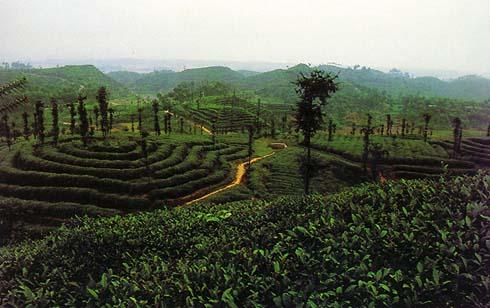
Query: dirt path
[[185, 152, 275, 205], [185, 119, 211, 135]]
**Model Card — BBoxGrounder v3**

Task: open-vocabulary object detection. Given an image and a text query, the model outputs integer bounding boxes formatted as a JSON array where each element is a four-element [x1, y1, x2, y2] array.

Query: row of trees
[[292, 69, 482, 194]]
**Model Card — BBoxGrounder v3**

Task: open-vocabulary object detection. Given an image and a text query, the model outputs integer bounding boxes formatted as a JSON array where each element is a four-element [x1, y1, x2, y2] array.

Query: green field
[[0, 63, 489, 306]]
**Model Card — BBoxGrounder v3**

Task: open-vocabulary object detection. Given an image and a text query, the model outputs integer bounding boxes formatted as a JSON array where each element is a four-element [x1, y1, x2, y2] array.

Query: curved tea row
[[0, 138, 248, 212]]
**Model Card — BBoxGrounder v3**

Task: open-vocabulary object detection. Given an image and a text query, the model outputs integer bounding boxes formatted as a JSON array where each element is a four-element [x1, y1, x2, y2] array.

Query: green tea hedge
[[1, 173, 488, 306]]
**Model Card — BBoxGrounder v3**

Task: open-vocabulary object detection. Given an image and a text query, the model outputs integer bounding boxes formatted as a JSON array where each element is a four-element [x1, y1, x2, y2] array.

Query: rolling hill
[[0, 65, 130, 101], [109, 64, 490, 102], [109, 66, 244, 94]]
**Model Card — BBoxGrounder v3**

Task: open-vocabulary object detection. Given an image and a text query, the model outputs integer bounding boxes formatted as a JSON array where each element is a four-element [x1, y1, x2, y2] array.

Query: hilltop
[[108, 64, 490, 102]]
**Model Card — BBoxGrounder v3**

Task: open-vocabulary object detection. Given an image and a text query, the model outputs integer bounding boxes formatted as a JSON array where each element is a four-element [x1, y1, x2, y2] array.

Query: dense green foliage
[[0, 173, 488, 306]]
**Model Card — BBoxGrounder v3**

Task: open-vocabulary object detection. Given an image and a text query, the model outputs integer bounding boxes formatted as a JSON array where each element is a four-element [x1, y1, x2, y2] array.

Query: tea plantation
[[0, 133, 251, 242], [0, 172, 488, 306], [1, 69, 489, 306]]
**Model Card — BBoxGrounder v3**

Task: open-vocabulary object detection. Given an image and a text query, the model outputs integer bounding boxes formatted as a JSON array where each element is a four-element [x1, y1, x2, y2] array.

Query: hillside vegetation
[[0, 173, 488, 306], [107, 64, 490, 129], [109, 64, 490, 102], [0, 65, 130, 101]]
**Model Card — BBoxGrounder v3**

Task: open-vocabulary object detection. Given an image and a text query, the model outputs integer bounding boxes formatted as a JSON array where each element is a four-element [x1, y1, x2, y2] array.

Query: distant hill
[[0, 65, 130, 101], [108, 66, 243, 93], [237, 70, 261, 77], [105, 70, 143, 85], [320, 65, 490, 101], [110, 64, 490, 102]]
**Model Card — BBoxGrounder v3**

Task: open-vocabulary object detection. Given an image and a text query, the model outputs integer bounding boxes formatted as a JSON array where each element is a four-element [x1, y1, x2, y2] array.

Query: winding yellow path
[[185, 152, 275, 205]]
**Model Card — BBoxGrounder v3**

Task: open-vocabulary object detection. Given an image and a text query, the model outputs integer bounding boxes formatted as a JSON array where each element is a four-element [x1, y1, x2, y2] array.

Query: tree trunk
[[304, 131, 311, 195]]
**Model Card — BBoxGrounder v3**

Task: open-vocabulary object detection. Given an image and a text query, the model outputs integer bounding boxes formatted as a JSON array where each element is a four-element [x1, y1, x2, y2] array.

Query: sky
[[1, 0, 489, 76]]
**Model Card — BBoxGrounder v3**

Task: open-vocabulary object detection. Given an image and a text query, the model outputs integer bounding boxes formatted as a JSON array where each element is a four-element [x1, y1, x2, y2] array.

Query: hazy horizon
[[1, 0, 489, 77]]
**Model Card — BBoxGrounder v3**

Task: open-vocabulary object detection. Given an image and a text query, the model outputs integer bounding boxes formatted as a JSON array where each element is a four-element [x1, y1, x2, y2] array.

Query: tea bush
[[1, 172, 488, 306]]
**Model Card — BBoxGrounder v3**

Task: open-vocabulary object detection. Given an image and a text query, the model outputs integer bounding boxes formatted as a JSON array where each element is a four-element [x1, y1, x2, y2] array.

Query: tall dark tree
[[68, 101, 76, 135], [89, 115, 95, 136], [211, 118, 216, 144], [180, 117, 184, 134], [229, 91, 237, 133], [270, 118, 276, 139], [51, 99, 59, 146], [327, 119, 334, 141], [138, 130, 152, 181], [386, 114, 392, 136], [93, 106, 99, 131], [32, 111, 37, 140], [152, 100, 160, 135], [256, 98, 261, 134], [10, 121, 17, 142], [247, 125, 254, 168], [130, 114, 135, 132], [97, 87, 109, 139], [35, 100, 45, 144], [88, 114, 93, 130], [401, 118, 406, 137], [385, 115, 394, 136], [281, 114, 287, 132], [78, 95, 89, 147], [422, 113, 432, 143], [108, 108, 114, 134], [294, 69, 339, 194], [452, 117, 463, 158], [140, 132, 147, 156], [361, 114, 375, 172], [167, 113, 172, 133], [2, 115, 11, 150], [137, 108, 143, 134], [22, 111, 29, 140], [163, 113, 168, 134]]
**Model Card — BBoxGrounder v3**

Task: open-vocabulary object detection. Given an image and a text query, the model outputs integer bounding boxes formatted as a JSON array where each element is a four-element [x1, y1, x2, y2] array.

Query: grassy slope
[[0, 173, 488, 306], [311, 134, 449, 159], [0, 65, 130, 101], [110, 66, 244, 94]]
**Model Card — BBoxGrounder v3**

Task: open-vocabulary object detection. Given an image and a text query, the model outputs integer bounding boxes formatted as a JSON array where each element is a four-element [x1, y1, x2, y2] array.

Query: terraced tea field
[[432, 137, 490, 168], [310, 134, 481, 180], [186, 107, 258, 133], [0, 136, 251, 210]]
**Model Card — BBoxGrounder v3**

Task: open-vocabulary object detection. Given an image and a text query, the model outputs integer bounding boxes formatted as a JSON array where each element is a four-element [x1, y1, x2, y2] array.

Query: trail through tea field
[[186, 152, 275, 205]]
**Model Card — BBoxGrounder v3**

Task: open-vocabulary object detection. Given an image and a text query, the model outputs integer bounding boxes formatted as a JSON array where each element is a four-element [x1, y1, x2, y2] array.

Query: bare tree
[[422, 113, 431, 143], [361, 114, 375, 172], [51, 99, 59, 146], [452, 117, 463, 158]]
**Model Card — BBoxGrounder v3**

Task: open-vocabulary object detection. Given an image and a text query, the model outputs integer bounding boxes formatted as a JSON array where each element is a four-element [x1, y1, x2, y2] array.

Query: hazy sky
[[1, 0, 489, 74]]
